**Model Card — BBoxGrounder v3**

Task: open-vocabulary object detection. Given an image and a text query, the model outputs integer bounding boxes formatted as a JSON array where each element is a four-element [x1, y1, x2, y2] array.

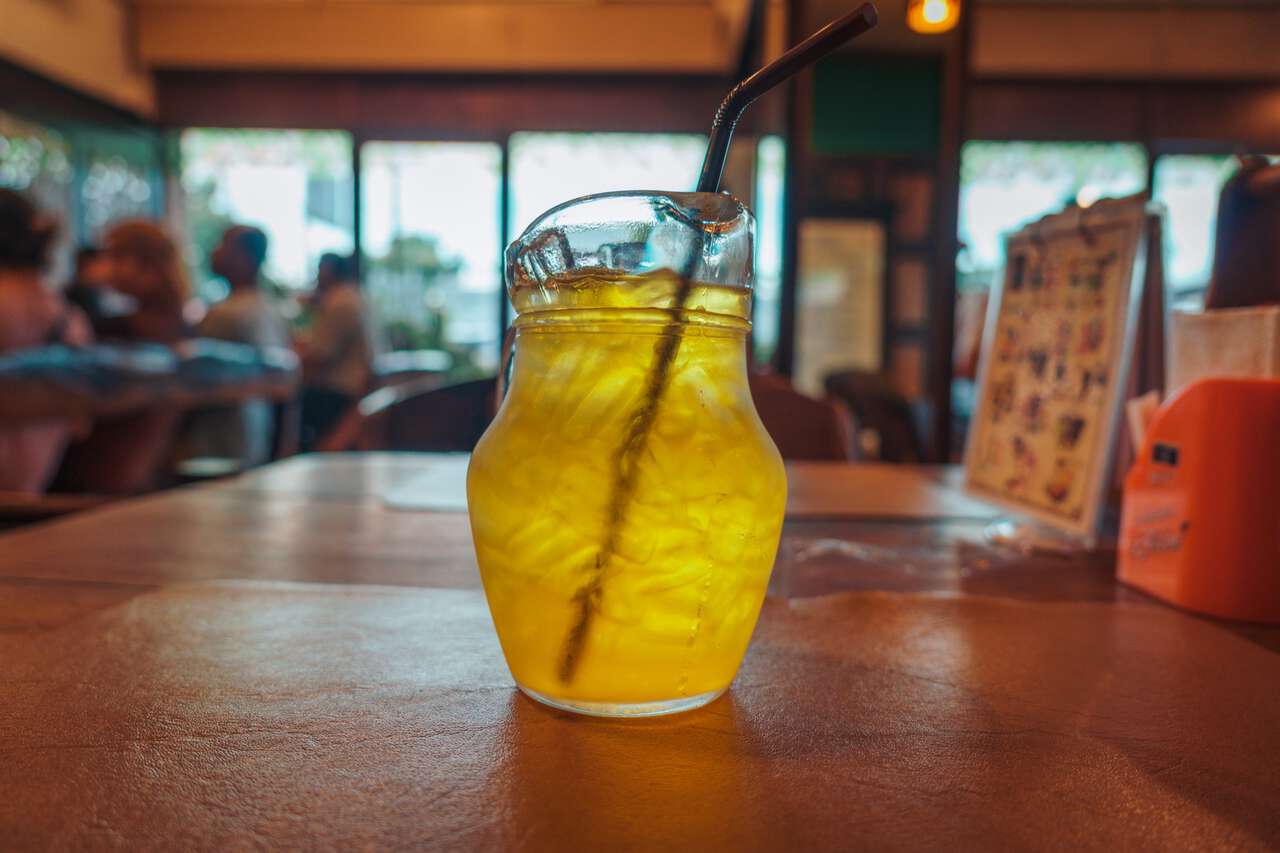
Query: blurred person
[[297, 252, 375, 450], [0, 189, 92, 494], [69, 245, 112, 289], [53, 220, 192, 494], [180, 225, 289, 467], [63, 245, 136, 335], [100, 220, 192, 344]]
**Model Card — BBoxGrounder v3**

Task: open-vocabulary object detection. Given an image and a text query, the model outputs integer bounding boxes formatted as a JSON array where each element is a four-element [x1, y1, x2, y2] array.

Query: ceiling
[[803, 0, 953, 54], [981, 0, 1279, 6]]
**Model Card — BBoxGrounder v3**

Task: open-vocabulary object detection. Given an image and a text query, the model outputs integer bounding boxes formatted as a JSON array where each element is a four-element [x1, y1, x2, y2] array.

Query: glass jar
[[467, 191, 786, 717]]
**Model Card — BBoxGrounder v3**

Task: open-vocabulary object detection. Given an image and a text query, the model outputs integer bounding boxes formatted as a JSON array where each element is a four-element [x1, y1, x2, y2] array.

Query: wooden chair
[[953, 289, 990, 381], [748, 372, 853, 461], [371, 349, 453, 389], [0, 491, 112, 532], [822, 370, 925, 463], [318, 377, 498, 453], [52, 407, 185, 495]]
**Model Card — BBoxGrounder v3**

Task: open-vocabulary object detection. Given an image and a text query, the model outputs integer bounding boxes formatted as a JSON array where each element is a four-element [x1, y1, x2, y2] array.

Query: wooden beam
[[776, 0, 807, 377], [973, 6, 1280, 80], [0, 0, 154, 116], [135, 2, 735, 74]]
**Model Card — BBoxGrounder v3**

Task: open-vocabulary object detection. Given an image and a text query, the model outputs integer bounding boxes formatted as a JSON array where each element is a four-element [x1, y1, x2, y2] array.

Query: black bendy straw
[[696, 3, 879, 193]]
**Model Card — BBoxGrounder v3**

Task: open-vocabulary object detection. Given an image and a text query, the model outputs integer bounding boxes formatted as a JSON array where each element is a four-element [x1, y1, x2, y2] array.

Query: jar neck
[[509, 269, 752, 326], [504, 317, 752, 405], [512, 306, 750, 335]]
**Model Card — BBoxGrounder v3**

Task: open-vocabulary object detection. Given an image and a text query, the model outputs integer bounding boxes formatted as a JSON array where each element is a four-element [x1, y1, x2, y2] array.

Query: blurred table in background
[[0, 340, 299, 422], [2, 454, 1278, 850]]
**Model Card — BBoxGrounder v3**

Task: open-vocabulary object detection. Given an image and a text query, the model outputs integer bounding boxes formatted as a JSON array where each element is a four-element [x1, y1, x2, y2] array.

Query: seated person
[[63, 244, 134, 334], [0, 190, 93, 494], [99, 220, 193, 345], [297, 253, 375, 450], [178, 225, 289, 467], [52, 220, 191, 494]]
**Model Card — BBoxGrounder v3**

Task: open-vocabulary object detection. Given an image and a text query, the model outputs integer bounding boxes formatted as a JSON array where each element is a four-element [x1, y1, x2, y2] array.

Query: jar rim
[[506, 191, 755, 320], [510, 189, 750, 250]]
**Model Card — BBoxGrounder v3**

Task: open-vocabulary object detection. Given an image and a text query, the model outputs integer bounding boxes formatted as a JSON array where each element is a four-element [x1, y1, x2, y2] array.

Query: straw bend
[[697, 2, 878, 193]]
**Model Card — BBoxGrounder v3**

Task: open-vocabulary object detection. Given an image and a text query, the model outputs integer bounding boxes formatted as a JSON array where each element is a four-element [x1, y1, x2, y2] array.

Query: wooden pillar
[[350, 133, 364, 281], [926, 4, 972, 461], [777, 0, 810, 377], [499, 136, 512, 339]]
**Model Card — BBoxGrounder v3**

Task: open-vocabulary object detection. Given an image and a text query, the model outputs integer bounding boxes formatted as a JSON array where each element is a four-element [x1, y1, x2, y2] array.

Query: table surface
[[3, 453, 1278, 851]]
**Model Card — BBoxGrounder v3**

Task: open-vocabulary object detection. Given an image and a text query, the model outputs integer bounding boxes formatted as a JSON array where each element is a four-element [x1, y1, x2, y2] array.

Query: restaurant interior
[[3, 0, 1279, 848]]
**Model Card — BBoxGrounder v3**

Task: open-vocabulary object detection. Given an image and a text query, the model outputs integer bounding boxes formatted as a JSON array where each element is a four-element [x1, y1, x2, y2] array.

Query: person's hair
[[233, 226, 268, 272], [0, 189, 57, 271], [319, 251, 353, 280], [105, 219, 191, 304]]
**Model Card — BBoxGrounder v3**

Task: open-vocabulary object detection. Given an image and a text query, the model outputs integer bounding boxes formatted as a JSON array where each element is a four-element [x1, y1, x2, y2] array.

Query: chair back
[[271, 398, 301, 460], [823, 370, 924, 463], [323, 377, 498, 453], [748, 372, 853, 461]]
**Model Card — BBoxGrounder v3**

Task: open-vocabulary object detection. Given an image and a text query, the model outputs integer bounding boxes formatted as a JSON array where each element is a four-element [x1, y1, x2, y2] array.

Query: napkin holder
[[1118, 377, 1280, 622]]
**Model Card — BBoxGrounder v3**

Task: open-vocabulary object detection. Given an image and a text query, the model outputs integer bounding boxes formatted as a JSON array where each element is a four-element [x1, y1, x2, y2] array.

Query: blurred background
[[3, 0, 1278, 479]]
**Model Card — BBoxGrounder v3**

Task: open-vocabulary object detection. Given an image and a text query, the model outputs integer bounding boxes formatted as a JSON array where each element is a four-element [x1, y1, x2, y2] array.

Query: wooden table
[[3, 454, 1278, 850]]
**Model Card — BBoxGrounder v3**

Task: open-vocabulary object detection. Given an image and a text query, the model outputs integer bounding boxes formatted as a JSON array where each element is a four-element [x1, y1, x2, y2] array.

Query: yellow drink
[[467, 269, 786, 714]]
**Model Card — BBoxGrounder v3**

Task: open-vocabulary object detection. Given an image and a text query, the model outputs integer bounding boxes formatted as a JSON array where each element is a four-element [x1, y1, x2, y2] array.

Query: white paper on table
[[381, 455, 470, 512]]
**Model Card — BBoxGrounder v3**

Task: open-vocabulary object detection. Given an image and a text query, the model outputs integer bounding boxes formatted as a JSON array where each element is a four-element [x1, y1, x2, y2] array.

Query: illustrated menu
[[965, 199, 1148, 537]]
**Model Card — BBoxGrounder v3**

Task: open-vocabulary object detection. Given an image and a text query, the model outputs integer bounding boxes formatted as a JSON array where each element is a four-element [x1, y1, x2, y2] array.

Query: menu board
[[964, 197, 1150, 541]]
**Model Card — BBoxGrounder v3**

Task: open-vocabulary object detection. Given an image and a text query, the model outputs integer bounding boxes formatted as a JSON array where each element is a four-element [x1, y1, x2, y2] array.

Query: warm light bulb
[[923, 0, 948, 24], [907, 0, 960, 34]]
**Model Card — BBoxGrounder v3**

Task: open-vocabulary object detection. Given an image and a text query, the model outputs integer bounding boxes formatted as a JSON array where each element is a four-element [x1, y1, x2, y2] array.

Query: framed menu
[[963, 196, 1152, 543]]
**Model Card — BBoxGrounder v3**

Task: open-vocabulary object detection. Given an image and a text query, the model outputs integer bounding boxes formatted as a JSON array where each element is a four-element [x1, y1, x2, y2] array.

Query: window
[[171, 129, 777, 378], [753, 135, 785, 365], [81, 140, 161, 242], [179, 129, 354, 300], [0, 109, 75, 282], [1151, 154, 1280, 299], [957, 142, 1148, 293], [508, 132, 707, 237], [360, 141, 503, 378]]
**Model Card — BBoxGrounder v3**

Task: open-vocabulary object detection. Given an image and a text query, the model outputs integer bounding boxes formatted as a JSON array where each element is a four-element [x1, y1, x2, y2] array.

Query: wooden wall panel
[[0, 61, 152, 132], [1148, 84, 1280, 149], [968, 81, 1145, 141], [969, 79, 1280, 149], [154, 71, 785, 136]]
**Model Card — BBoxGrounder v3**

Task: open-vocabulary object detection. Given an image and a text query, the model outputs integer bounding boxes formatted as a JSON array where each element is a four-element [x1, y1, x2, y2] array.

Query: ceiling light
[[907, 0, 960, 34]]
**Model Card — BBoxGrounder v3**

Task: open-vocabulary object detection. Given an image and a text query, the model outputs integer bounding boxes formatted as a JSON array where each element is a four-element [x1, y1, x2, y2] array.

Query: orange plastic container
[[1118, 377, 1280, 623]]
